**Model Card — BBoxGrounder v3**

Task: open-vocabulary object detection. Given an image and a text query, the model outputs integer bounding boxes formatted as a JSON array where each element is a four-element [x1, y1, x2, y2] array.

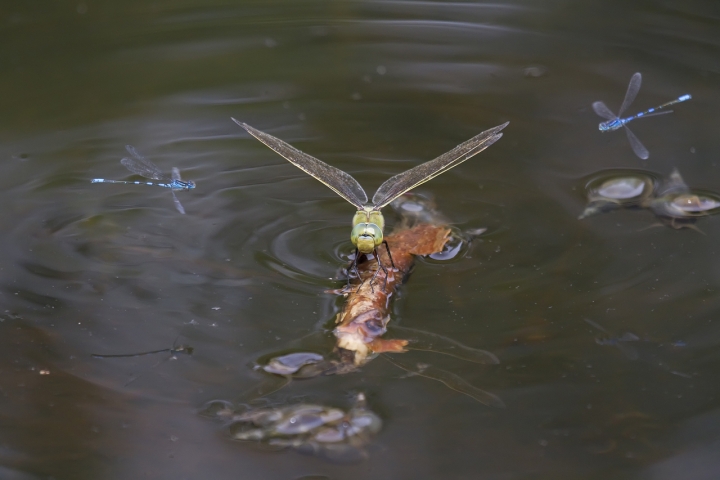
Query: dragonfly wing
[[371, 122, 508, 208], [172, 167, 182, 182], [172, 190, 186, 214], [121, 147, 166, 181], [623, 126, 649, 160], [383, 354, 505, 408], [234, 119, 368, 208], [125, 144, 146, 161], [592, 101, 617, 121], [618, 72, 642, 117]]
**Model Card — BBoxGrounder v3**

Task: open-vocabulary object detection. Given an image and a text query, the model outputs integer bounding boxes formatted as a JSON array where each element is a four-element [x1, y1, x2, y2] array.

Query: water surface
[[1, 0, 720, 478]]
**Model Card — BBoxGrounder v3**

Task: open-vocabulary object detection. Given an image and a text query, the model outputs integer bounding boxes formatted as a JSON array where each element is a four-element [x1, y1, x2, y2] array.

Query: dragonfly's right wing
[[121, 145, 166, 180], [371, 122, 508, 208], [623, 126, 649, 160], [618, 72, 642, 117], [172, 190, 186, 214], [234, 119, 368, 209], [592, 101, 617, 121]]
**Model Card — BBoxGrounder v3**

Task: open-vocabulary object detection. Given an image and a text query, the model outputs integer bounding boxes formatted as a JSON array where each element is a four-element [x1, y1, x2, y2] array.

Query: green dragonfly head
[[351, 222, 383, 254], [351, 208, 384, 254]]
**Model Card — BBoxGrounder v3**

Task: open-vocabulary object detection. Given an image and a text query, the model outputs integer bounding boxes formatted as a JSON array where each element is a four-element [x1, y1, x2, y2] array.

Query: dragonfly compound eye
[[351, 223, 383, 254]]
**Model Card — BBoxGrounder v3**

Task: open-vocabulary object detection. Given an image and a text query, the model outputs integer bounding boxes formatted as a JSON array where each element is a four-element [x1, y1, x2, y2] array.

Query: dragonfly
[[92, 341, 194, 387], [92, 145, 195, 214], [232, 118, 507, 290], [593, 72, 691, 160]]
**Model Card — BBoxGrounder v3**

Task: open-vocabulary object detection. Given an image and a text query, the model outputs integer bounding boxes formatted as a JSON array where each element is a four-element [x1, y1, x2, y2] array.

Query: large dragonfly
[[593, 72, 691, 160], [233, 119, 507, 289]]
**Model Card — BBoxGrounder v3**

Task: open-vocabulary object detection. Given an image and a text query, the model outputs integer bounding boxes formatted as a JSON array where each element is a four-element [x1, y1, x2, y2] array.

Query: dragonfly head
[[351, 223, 383, 254], [185, 180, 196, 190]]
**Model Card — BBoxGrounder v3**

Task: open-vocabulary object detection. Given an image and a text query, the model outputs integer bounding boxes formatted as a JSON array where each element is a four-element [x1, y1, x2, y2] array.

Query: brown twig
[[333, 224, 451, 364]]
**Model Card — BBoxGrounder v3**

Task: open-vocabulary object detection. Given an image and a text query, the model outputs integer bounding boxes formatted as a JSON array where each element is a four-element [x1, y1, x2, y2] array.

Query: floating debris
[[203, 393, 381, 462], [579, 172, 654, 219], [579, 169, 720, 229], [646, 169, 720, 229]]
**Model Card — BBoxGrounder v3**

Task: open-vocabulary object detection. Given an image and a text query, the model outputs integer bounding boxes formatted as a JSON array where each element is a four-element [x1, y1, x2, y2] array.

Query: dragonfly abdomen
[[91, 179, 173, 188]]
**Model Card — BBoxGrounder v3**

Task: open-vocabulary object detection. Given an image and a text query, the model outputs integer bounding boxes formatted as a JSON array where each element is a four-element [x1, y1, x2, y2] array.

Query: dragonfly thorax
[[599, 119, 623, 132], [173, 180, 196, 190]]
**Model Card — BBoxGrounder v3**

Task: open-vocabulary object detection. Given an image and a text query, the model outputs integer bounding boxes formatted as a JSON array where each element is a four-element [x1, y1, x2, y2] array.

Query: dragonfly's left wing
[[171, 167, 182, 182], [371, 122, 508, 208], [172, 190, 186, 214], [234, 119, 368, 209], [121, 145, 166, 181], [592, 101, 617, 121]]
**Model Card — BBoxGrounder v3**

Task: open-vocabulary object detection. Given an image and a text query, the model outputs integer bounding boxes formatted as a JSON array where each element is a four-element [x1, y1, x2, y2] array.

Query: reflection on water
[[2, 0, 720, 478], [90, 144, 197, 215]]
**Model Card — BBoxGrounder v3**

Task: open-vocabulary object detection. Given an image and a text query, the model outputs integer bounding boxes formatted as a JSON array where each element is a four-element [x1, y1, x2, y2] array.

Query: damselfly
[[593, 72, 691, 160], [92, 145, 195, 214]]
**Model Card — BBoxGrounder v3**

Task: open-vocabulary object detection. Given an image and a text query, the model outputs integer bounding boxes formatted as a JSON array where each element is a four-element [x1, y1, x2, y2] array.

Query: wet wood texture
[[334, 224, 451, 363]]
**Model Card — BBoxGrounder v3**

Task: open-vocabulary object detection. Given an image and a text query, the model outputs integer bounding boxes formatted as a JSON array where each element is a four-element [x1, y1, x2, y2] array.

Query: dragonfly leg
[[367, 247, 389, 293], [348, 248, 362, 290], [383, 240, 396, 269]]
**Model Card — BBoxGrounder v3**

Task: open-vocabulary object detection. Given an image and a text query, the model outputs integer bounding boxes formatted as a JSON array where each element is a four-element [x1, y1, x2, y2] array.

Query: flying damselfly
[[593, 72, 691, 160], [92, 145, 195, 214]]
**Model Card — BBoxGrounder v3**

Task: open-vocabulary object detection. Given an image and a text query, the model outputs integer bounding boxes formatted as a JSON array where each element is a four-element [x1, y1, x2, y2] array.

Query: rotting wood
[[333, 223, 451, 364]]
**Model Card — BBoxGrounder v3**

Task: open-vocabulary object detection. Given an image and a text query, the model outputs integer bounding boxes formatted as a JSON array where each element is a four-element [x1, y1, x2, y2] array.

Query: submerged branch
[[333, 224, 451, 364]]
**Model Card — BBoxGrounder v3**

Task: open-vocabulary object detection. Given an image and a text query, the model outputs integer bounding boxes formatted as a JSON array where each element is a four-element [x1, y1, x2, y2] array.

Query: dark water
[[2, 0, 720, 478]]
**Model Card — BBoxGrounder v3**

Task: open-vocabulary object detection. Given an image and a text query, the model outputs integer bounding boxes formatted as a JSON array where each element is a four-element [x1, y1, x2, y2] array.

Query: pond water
[[2, 0, 720, 478]]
